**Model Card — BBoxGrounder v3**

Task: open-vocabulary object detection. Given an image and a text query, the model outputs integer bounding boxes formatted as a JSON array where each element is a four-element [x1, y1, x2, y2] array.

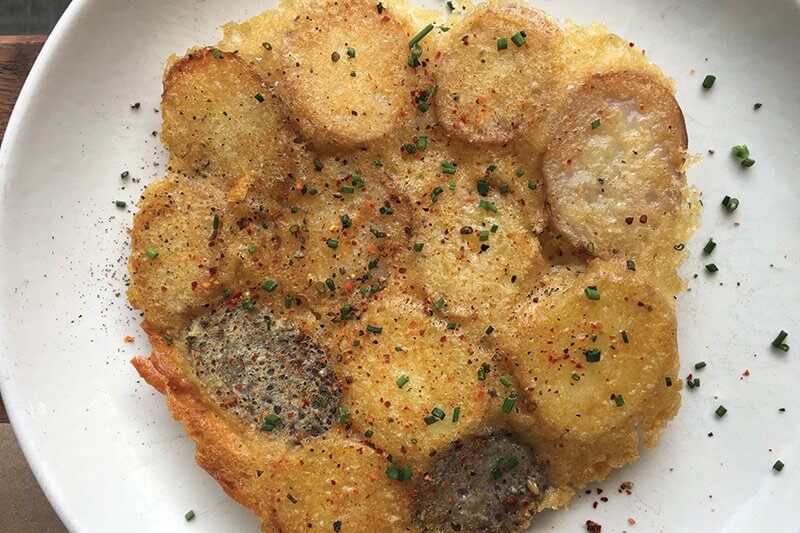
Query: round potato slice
[[269, 430, 414, 531], [434, 0, 564, 144], [408, 173, 546, 326], [275, 0, 415, 148], [542, 71, 688, 258], [161, 48, 297, 193], [498, 262, 681, 480], [332, 286, 496, 468]]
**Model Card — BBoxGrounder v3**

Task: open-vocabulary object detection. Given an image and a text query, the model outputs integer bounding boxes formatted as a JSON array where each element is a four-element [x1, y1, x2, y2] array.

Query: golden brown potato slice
[[542, 71, 688, 258], [408, 174, 546, 327], [497, 261, 681, 487], [274, 0, 415, 148], [269, 430, 415, 531], [331, 286, 497, 469], [127, 173, 237, 333], [434, 0, 564, 144], [161, 47, 297, 194]]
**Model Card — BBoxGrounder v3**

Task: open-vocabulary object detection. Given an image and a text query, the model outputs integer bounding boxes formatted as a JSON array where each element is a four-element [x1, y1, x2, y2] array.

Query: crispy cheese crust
[[129, 1, 699, 530]]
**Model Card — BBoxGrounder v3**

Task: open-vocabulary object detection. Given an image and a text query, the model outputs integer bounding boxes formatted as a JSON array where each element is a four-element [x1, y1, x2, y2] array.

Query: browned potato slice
[[434, 0, 564, 144], [498, 262, 681, 486], [542, 71, 688, 258], [275, 0, 415, 148], [127, 173, 235, 333], [270, 430, 414, 531], [408, 173, 546, 326], [332, 286, 495, 468], [161, 48, 297, 194]]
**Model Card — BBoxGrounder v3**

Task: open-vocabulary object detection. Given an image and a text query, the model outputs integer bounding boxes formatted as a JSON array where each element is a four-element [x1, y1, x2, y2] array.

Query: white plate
[[1, 0, 799, 531]]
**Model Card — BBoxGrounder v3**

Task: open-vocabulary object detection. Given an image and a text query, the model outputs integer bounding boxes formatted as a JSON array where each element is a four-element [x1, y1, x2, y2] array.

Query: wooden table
[[0, 34, 67, 532]]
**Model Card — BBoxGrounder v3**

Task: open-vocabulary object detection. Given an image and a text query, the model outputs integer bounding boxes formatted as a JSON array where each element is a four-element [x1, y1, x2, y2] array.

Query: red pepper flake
[[123, 336, 134, 343], [628, 518, 636, 525], [586, 520, 602, 533], [625, 216, 634, 225], [380, 15, 390, 22], [639, 214, 648, 224]]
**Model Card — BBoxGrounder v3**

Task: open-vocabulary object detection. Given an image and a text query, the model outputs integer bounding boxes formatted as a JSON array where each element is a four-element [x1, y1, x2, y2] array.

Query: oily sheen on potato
[[128, 0, 699, 530]]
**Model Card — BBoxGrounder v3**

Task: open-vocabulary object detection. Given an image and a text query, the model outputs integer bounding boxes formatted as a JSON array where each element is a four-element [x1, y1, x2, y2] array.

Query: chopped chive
[[114, 200, 127, 208], [263, 413, 280, 426], [510, 31, 526, 46], [501, 392, 517, 413], [498, 184, 509, 194], [723, 197, 740, 212], [405, 143, 417, 154], [247, 245, 257, 253], [571, 372, 580, 381], [702, 74, 716, 88], [131, 102, 140, 109], [368, 258, 379, 269], [313, 158, 324, 171], [452, 406, 460, 422], [254, 93, 265, 103], [377, 2, 383, 13], [366, 324, 383, 334], [731, 145, 750, 158], [705, 263, 719, 272], [341, 214, 352, 229], [185, 510, 195, 521], [693, 378, 700, 388], [120, 170, 129, 178], [614, 395, 625, 406], [449, 179, 456, 190], [325, 278, 336, 291], [479, 230, 489, 241], [499, 375, 512, 388], [327, 239, 339, 249], [417, 100, 429, 113], [585, 348, 601, 363], [262, 279, 277, 292], [413, 242, 424, 252], [621, 330, 629, 343], [287, 494, 298, 504], [490, 224, 498, 233], [407, 44, 423, 68], [591, 118, 601, 129], [626, 260, 636, 271], [477, 180, 489, 196], [447, 0, 455, 10], [674, 243, 685, 251], [527, 181, 537, 190], [442, 162, 457, 174], [486, 164, 497, 173], [396, 374, 409, 388], [374, 159, 383, 166], [284, 296, 292, 308], [491, 465, 502, 479], [447, 322, 456, 330], [400, 464, 413, 482], [431, 407, 446, 420], [772, 330, 789, 352], [262, 42, 272, 50], [666, 376, 673, 387], [342, 185, 355, 194], [241, 300, 255, 311], [497, 37, 508, 51], [433, 298, 445, 309], [222, 288, 231, 297], [715, 405, 727, 417], [584, 286, 600, 300], [741, 157, 755, 167], [409, 23, 435, 48], [515, 167, 524, 177], [694, 361, 707, 370], [338, 406, 351, 424], [586, 242, 595, 253], [485, 325, 494, 335], [145, 247, 158, 259], [347, 47, 356, 58], [773, 460, 784, 472], [212, 48, 223, 59], [478, 199, 498, 213], [703, 238, 717, 254], [423, 415, 438, 425]]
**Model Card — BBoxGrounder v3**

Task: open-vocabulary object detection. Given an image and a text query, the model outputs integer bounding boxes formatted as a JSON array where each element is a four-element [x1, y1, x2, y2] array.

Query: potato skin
[[435, 0, 564, 144], [542, 71, 688, 259], [275, 0, 416, 149]]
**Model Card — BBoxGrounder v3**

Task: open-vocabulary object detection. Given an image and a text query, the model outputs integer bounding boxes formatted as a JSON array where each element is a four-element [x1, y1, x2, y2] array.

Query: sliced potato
[[275, 0, 415, 148], [270, 430, 414, 531], [497, 262, 681, 486], [542, 71, 687, 258], [434, 0, 564, 144], [408, 175, 546, 327], [161, 48, 297, 194], [332, 286, 496, 468]]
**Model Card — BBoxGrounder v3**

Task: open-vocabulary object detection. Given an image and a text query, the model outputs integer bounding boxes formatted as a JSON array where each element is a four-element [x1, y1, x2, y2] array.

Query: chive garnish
[[705, 263, 719, 272], [527, 181, 537, 190], [591, 119, 601, 129], [212, 48, 223, 59], [431, 407, 446, 420], [114, 200, 127, 208], [584, 286, 600, 300], [666, 376, 673, 387], [396, 374, 409, 388], [409, 24, 434, 48], [501, 392, 517, 413], [452, 406, 460, 422], [145, 247, 158, 259], [497, 38, 508, 51], [499, 375, 512, 388], [715, 405, 727, 417], [477, 180, 489, 196], [441, 161, 457, 174], [413, 242, 424, 252], [585, 348, 601, 363], [772, 330, 790, 352], [338, 406, 351, 424], [478, 199, 498, 213], [773, 460, 784, 472], [433, 298, 445, 309], [423, 415, 438, 425], [347, 47, 356, 58], [695, 361, 707, 370], [313, 158, 324, 171], [327, 239, 339, 249], [614, 395, 625, 407], [185, 510, 195, 521], [731, 145, 750, 158], [674, 243, 685, 251], [722, 196, 740, 212], [510, 31, 525, 46], [485, 325, 494, 335], [262, 279, 277, 292], [365, 429, 374, 438], [254, 93, 265, 103], [287, 494, 298, 504], [703, 238, 716, 254], [626, 260, 636, 271], [741, 157, 755, 167], [702, 75, 716, 88], [262, 42, 272, 50], [366, 324, 382, 334], [247, 245, 257, 253], [120, 170, 129, 178], [341, 214, 352, 228], [621, 330, 629, 343], [241, 300, 255, 311]]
